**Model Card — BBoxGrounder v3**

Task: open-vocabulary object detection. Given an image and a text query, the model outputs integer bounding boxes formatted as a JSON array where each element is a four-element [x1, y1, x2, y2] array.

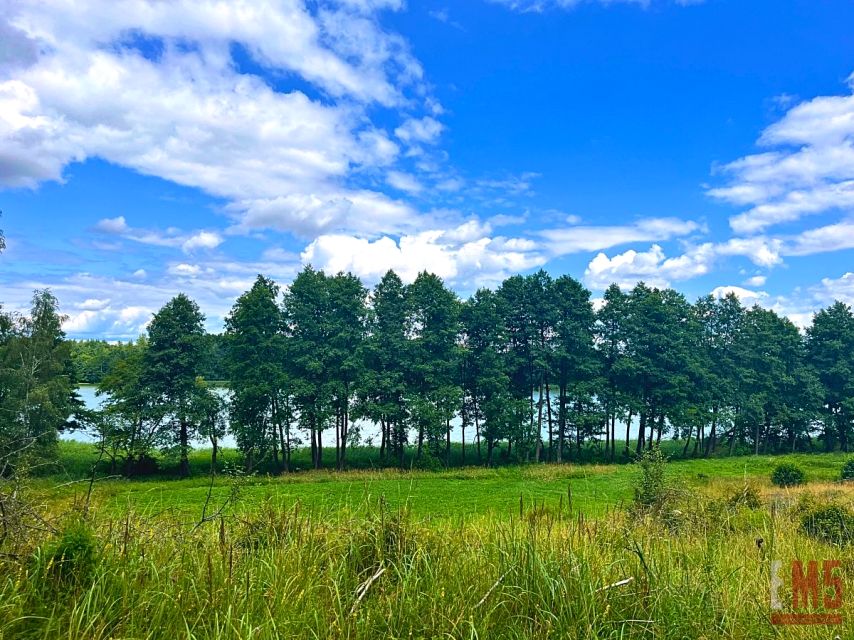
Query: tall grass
[[2, 479, 852, 639]]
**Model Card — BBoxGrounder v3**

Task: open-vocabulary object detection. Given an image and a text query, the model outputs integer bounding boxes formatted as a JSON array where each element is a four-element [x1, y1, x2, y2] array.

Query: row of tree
[[87, 267, 854, 476], [3, 252, 854, 476]]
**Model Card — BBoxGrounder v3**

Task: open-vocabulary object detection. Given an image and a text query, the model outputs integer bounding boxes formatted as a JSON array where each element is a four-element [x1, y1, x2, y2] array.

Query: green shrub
[[841, 458, 854, 482], [633, 447, 669, 511], [727, 484, 762, 510], [770, 462, 806, 487], [800, 503, 854, 545], [35, 521, 99, 586]]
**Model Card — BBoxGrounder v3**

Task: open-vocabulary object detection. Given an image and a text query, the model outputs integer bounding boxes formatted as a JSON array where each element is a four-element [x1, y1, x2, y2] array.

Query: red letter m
[[792, 561, 819, 610]]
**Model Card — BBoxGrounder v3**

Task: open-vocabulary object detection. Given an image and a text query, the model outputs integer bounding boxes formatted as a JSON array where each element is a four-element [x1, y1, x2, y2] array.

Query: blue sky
[[1, 0, 853, 339]]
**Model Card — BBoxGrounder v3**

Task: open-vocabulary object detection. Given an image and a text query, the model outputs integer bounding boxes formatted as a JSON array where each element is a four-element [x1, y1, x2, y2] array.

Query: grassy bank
[[5, 449, 854, 638], [3, 472, 854, 639]]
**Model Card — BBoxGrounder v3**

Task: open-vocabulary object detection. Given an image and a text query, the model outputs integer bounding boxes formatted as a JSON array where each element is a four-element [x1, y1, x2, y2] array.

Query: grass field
[[42, 441, 853, 519], [3, 444, 854, 639]]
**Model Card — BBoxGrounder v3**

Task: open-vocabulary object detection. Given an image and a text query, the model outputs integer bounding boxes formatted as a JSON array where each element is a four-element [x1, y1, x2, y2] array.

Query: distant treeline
[[70, 336, 228, 384], [3, 264, 854, 478]]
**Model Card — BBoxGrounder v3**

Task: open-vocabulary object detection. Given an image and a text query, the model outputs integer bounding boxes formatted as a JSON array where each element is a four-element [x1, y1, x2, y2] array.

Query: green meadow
[[1, 443, 852, 640]]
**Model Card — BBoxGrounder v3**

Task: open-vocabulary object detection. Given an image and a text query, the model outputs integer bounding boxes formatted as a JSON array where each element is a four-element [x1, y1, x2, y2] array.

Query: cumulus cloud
[[584, 243, 713, 290], [710, 72, 854, 234], [0, 0, 439, 239], [302, 223, 545, 287]]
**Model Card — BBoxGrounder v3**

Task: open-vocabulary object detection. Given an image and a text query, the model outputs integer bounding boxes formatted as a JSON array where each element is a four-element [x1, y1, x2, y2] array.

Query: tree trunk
[[179, 417, 189, 478], [625, 409, 633, 456], [704, 406, 718, 458], [637, 411, 646, 454], [603, 400, 610, 461], [475, 410, 481, 463], [545, 381, 555, 462], [610, 412, 616, 461], [310, 414, 318, 468], [754, 414, 762, 455], [557, 382, 566, 463], [317, 427, 323, 469], [446, 417, 451, 467]]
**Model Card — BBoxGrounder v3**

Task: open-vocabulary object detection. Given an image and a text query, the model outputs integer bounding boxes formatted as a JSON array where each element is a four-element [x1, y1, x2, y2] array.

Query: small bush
[[841, 458, 854, 482], [800, 503, 854, 545], [771, 462, 806, 487], [35, 521, 99, 586], [727, 484, 762, 510], [633, 447, 669, 511]]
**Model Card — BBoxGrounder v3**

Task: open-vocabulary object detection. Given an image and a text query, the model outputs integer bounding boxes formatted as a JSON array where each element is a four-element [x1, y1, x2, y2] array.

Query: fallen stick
[[595, 577, 634, 592], [475, 570, 510, 609], [349, 566, 386, 616]]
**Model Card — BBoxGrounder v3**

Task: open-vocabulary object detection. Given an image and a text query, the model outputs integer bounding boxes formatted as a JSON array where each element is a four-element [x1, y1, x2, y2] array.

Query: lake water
[[69, 386, 640, 447]]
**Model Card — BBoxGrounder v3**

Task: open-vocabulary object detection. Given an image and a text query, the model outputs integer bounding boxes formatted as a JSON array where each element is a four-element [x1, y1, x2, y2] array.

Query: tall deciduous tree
[[327, 273, 367, 470], [552, 275, 599, 461], [734, 306, 820, 454], [406, 272, 460, 464], [0, 290, 79, 473], [461, 288, 518, 465], [97, 337, 168, 475], [225, 276, 290, 471], [361, 270, 409, 467], [806, 301, 854, 451], [285, 266, 334, 469], [144, 294, 206, 477]]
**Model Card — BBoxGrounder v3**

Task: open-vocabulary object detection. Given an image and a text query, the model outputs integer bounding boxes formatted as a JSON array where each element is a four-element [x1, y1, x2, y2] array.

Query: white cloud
[[302, 223, 545, 287], [710, 285, 768, 304], [582, 235, 785, 291], [540, 217, 702, 256], [94, 216, 129, 234], [710, 72, 854, 234], [783, 218, 854, 256], [0, 0, 441, 240], [93, 217, 222, 254], [169, 263, 203, 277], [743, 275, 767, 287], [394, 116, 444, 144], [182, 231, 223, 252], [810, 271, 854, 307], [386, 170, 424, 194], [489, 0, 701, 12], [584, 243, 713, 290]]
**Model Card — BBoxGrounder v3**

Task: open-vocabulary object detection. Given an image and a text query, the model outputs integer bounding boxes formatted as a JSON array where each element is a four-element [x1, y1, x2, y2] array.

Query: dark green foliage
[[771, 462, 806, 487], [807, 302, 854, 452], [143, 294, 206, 477], [225, 276, 290, 471], [841, 457, 854, 481], [36, 521, 99, 586], [633, 446, 669, 510], [7, 254, 854, 480], [799, 503, 854, 545], [0, 290, 80, 473]]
